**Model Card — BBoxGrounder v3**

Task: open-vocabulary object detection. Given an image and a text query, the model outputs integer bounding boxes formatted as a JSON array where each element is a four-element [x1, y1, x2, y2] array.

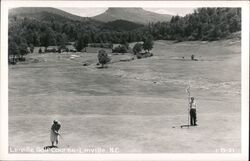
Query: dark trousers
[[190, 109, 197, 125]]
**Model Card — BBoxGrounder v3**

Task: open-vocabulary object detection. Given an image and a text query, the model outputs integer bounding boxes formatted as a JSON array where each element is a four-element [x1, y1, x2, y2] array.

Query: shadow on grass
[[44, 145, 58, 150], [95, 66, 108, 69]]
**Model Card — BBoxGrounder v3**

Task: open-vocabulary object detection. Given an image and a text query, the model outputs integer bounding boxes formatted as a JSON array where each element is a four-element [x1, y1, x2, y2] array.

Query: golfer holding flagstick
[[186, 84, 198, 126]]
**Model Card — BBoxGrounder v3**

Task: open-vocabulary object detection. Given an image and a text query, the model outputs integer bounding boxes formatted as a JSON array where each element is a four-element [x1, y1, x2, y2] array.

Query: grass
[[8, 39, 241, 153]]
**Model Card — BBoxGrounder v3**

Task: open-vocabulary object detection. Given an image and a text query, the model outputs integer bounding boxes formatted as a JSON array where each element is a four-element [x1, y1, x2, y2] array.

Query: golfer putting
[[50, 120, 61, 147]]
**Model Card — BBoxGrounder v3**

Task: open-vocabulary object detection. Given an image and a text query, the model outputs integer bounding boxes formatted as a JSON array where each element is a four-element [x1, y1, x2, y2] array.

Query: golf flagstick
[[181, 82, 191, 128], [187, 82, 191, 128]]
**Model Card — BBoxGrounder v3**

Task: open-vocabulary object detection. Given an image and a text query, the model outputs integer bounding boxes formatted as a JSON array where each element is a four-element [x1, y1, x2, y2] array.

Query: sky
[[58, 8, 195, 17]]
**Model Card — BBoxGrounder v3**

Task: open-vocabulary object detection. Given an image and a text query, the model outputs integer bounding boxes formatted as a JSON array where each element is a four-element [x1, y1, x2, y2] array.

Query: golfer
[[50, 120, 61, 146], [189, 97, 197, 126]]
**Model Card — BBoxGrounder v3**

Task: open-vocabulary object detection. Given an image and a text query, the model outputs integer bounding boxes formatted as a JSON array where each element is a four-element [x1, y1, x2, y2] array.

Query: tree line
[[147, 8, 241, 41], [8, 7, 241, 63]]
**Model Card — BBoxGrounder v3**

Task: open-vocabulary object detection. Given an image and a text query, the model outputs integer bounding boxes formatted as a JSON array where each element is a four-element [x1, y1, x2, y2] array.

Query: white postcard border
[[1, 1, 249, 160]]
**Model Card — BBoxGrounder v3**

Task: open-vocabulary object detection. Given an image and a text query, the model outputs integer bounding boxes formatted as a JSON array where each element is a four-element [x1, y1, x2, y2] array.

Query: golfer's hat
[[53, 120, 58, 124]]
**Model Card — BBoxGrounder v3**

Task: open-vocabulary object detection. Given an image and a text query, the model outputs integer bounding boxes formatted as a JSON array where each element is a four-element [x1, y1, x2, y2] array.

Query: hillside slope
[[93, 8, 172, 24], [102, 19, 144, 31], [9, 7, 91, 22]]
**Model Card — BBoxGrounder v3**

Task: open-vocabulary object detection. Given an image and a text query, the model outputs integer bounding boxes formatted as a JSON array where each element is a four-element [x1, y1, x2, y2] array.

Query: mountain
[[8, 7, 146, 48], [9, 7, 172, 25], [9, 7, 91, 22], [102, 20, 144, 31], [9, 7, 143, 32], [93, 8, 172, 24]]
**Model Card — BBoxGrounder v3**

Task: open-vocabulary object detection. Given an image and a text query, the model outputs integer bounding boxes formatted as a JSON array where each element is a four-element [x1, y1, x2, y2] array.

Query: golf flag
[[186, 85, 190, 95]]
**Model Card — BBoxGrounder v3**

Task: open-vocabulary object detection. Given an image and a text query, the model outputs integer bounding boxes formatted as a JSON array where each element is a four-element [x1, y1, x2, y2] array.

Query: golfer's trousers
[[190, 109, 197, 125]]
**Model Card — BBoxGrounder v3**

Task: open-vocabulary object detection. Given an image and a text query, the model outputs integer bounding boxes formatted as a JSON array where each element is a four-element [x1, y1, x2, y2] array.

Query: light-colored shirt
[[190, 100, 196, 109]]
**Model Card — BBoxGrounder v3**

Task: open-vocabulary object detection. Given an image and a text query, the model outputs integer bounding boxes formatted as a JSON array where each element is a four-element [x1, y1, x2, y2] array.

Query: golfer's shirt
[[190, 101, 196, 110], [51, 123, 61, 133]]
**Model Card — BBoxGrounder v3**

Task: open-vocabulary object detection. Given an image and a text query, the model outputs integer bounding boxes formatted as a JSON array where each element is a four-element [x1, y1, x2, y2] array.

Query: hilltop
[[93, 7, 172, 24], [9, 7, 93, 22]]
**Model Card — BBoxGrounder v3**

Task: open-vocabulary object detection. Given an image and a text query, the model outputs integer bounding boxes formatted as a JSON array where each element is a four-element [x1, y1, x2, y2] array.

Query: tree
[[29, 44, 34, 53], [56, 33, 67, 49], [75, 35, 89, 52], [8, 42, 19, 64], [75, 38, 83, 52], [40, 28, 56, 50], [39, 48, 42, 53], [133, 43, 142, 55], [32, 32, 41, 46], [58, 34, 67, 53], [98, 49, 111, 68], [19, 43, 29, 61], [113, 45, 127, 53], [142, 35, 154, 52]]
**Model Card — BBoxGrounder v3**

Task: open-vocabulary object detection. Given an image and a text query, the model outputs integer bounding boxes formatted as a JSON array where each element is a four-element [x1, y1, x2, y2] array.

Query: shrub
[[113, 45, 127, 53], [136, 52, 153, 59], [19, 43, 29, 59], [52, 48, 57, 53], [39, 48, 42, 53], [8, 42, 19, 64], [29, 44, 34, 53], [133, 43, 142, 55], [98, 49, 111, 68]]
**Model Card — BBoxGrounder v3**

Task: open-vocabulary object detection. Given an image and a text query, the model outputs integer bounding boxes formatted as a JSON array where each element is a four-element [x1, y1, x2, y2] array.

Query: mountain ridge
[[9, 7, 91, 22], [9, 7, 145, 32], [9, 7, 173, 24], [93, 7, 172, 24]]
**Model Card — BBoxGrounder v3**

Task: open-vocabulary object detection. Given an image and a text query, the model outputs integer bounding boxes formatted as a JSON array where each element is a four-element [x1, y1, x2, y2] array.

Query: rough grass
[[8, 39, 241, 153]]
